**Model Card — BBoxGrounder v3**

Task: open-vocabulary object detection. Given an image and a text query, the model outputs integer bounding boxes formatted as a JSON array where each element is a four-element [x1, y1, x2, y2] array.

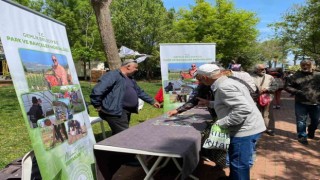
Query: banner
[[160, 43, 216, 112], [0, 1, 96, 179]]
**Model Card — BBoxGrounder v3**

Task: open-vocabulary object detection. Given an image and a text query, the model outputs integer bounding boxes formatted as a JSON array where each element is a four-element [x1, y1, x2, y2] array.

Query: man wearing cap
[[195, 64, 266, 179], [90, 59, 161, 135]]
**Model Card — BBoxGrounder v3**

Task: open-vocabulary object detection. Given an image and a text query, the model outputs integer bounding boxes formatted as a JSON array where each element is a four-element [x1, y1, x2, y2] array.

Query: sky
[[163, 0, 306, 41]]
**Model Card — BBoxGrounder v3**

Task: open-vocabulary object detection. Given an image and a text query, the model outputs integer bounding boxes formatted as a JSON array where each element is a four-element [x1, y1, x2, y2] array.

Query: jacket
[[251, 73, 278, 94], [213, 76, 266, 137], [285, 70, 320, 105], [90, 69, 155, 116]]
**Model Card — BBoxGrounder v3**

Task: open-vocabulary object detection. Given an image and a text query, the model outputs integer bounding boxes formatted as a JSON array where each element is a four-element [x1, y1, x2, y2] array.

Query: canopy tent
[[119, 46, 151, 63]]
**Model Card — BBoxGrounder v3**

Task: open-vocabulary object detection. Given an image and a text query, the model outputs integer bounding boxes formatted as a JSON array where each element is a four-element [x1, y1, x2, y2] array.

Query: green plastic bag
[[202, 124, 230, 150]]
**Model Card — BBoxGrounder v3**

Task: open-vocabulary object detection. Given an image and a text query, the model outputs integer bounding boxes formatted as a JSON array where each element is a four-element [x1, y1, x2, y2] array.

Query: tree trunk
[[91, 0, 121, 70], [83, 60, 87, 80], [294, 54, 298, 66]]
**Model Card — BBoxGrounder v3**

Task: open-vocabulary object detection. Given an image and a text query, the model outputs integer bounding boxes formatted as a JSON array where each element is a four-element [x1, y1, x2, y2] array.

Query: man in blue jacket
[[90, 59, 160, 135]]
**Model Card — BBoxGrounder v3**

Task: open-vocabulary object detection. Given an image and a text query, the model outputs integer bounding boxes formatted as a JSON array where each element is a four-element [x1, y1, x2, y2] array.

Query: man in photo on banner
[[52, 55, 69, 86]]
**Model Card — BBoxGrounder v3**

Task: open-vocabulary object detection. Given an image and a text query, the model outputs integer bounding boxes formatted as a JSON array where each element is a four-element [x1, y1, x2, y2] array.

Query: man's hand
[[167, 109, 178, 117], [153, 102, 161, 108], [196, 97, 210, 107]]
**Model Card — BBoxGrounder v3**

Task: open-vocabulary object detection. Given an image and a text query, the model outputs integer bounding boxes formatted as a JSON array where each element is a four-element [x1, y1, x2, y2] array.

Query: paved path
[[112, 92, 320, 179]]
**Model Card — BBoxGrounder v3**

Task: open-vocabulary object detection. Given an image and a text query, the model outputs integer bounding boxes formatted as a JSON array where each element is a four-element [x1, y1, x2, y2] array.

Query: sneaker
[[298, 137, 308, 145], [272, 105, 277, 109], [266, 130, 275, 136]]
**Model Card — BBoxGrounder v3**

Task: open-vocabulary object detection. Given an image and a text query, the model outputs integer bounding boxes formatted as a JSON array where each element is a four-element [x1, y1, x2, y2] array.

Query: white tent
[[119, 46, 151, 63]]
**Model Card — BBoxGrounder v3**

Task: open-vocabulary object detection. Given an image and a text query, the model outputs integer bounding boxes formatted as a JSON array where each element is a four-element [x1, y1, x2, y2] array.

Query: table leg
[[172, 158, 199, 180], [136, 155, 164, 180]]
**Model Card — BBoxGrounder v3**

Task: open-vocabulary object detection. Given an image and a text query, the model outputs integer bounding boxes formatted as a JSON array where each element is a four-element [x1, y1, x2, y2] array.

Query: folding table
[[93, 108, 210, 180]]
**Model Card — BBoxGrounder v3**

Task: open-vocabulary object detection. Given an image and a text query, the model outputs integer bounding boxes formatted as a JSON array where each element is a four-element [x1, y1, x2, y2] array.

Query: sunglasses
[[191, 65, 196, 67], [52, 59, 57, 62]]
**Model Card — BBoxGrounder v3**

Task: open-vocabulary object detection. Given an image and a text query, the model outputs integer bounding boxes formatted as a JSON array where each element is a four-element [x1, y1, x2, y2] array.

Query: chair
[[21, 151, 34, 180], [87, 98, 144, 140], [89, 116, 106, 139]]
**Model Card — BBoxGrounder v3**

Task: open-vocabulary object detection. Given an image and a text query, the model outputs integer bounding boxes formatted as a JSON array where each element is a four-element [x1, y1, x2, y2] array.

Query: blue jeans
[[226, 133, 261, 168], [228, 133, 261, 180], [295, 102, 320, 138]]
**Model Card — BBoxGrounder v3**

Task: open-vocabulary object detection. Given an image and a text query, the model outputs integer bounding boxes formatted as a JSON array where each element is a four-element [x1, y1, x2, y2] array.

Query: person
[[285, 59, 320, 145], [251, 64, 278, 136], [189, 64, 197, 77], [167, 66, 259, 169], [90, 59, 161, 135], [51, 55, 69, 86], [27, 97, 44, 128], [195, 64, 265, 179], [179, 64, 197, 79], [164, 82, 174, 93], [228, 60, 241, 71], [167, 68, 256, 118], [269, 68, 284, 109]]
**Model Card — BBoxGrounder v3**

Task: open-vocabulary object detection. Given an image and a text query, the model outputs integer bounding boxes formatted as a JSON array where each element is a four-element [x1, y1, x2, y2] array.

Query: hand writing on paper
[[196, 97, 210, 107]]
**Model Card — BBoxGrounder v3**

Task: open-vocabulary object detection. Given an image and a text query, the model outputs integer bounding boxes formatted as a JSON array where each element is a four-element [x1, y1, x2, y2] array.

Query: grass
[[0, 80, 163, 169]]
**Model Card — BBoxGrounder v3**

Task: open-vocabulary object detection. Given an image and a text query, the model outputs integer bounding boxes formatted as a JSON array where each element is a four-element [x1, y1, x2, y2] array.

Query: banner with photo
[[0, 1, 96, 179], [160, 43, 216, 112]]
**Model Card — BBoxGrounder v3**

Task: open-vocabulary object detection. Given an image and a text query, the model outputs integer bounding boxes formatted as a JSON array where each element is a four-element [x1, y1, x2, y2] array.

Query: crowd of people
[[89, 59, 319, 180]]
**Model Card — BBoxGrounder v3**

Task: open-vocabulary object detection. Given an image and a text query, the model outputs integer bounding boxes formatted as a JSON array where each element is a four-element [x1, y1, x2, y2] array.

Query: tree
[[173, 0, 259, 68], [91, 0, 121, 70], [274, 0, 320, 66], [72, 0, 105, 80], [110, 0, 175, 79], [29, 0, 106, 78], [258, 39, 287, 68]]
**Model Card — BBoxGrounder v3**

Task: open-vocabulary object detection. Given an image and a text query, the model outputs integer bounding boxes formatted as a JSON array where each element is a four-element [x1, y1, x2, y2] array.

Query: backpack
[[0, 151, 41, 180], [228, 76, 259, 102]]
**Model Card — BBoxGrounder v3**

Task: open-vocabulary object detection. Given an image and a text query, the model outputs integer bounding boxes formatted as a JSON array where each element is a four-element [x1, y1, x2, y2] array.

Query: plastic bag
[[202, 124, 230, 150]]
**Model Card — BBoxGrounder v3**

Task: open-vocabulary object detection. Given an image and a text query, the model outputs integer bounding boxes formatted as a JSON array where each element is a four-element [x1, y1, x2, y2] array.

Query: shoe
[[276, 105, 280, 109], [307, 126, 315, 139], [266, 130, 275, 136], [298, 137, 308, 145], [307, 133, 315, 139], [272, 105, 277, 109]]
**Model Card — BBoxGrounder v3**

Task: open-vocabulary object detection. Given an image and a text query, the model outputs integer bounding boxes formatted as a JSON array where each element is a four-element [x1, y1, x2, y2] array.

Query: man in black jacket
[[285, 59, 320, 145], [90, 59, 160, 135], [27, 97, 44, 128]]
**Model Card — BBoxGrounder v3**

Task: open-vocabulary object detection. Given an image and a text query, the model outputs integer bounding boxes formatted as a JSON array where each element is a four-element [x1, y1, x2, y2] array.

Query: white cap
[[194, 64, 220, 77]]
